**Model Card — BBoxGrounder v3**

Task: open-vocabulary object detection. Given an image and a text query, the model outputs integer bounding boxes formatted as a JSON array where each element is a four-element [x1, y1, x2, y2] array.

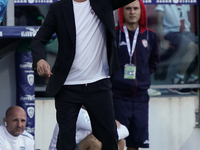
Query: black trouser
[[55, 78, 118, 150]]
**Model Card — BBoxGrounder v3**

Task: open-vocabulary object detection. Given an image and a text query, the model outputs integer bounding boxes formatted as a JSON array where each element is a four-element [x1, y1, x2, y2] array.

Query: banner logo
[[21, 27, 39, 37], [154, 0, 197, 3], [14, 0, 198, 5], [20, 95, 35, 101], [28, 0, 34, 3], [20, 62, 32, 69], [27, 74, 34, 86], [27, 107, 35, 118], [26, 127, 35, 134], [15, 0, 55, 4]]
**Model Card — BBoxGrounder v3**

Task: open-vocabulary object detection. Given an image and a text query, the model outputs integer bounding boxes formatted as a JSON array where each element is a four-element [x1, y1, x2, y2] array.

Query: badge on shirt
[[124, 64, 136, 79], [142, 39, 148, 48]]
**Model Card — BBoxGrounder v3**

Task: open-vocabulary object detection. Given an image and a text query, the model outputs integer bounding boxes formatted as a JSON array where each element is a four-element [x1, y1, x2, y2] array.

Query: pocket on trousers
[[98, 78, 112, 90]]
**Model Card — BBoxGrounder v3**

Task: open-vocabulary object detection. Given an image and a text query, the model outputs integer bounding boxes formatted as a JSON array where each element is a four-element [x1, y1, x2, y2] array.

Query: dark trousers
[[55, 78, 118, 150]]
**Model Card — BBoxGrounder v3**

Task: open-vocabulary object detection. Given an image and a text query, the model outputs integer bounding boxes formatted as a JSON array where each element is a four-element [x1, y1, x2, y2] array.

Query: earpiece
[[4, 122, 7, 126]]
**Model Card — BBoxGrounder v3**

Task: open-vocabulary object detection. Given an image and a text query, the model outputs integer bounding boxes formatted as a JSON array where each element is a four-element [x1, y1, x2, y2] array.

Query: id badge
[[124, 64, 136, 79]]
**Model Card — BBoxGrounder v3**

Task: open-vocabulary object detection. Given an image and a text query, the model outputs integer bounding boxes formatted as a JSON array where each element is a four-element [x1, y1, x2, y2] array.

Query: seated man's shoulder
[[0, 124, 4, 130], [20, 130, 34, 142], [0, 129, 5, 142], [0, 125, 6, 137]]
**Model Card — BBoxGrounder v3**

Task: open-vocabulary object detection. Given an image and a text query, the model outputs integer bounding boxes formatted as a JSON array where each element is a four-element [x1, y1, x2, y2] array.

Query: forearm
[[156, 11, 165, 41], [31, 4, 56, 68]]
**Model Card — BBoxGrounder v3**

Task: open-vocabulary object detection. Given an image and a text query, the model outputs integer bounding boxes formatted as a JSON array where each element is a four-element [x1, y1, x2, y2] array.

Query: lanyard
[[123, 25, 139, 64]]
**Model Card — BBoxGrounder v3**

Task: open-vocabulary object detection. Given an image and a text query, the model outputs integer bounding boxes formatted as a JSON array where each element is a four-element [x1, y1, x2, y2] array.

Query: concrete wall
[[35, 98, 57, 150], [34, 96, 200, 150], [149, 97, 199, 150]]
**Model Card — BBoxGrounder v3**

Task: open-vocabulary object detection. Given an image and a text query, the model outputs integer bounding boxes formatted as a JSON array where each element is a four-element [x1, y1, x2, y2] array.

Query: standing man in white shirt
[[31, 0, 135, 149], [0, 106, 34, 150]]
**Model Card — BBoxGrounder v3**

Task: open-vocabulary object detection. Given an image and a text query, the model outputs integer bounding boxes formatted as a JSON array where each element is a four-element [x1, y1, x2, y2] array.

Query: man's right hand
[[36, 59, 52, 77], [115, 120, 121, 129], [159, 39, 171, 50]]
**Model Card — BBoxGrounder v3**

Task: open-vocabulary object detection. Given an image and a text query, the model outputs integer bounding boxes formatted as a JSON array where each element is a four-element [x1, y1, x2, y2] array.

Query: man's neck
[[73, 0, 87, 2], [124, 23, 138, 31]]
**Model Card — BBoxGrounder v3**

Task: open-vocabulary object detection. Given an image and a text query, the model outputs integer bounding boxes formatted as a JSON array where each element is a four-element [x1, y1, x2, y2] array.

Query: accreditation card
[[124, 64, 136, 79]]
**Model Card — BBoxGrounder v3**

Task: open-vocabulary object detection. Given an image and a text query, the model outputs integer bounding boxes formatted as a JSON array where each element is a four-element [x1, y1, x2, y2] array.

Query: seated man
[[0, 106, 35, 149], [49, 108, 129, 150], [155, 4, 198, 94]]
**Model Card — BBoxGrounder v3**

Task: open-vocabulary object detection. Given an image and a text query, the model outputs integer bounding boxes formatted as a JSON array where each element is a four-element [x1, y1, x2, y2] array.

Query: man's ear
[[3, 118, 7, 126]]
